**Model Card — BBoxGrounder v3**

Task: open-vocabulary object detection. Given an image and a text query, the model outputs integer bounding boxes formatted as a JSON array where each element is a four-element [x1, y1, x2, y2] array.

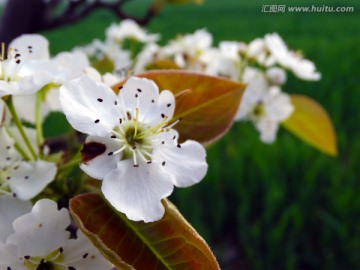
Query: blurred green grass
[[41, 0, 360, 269]]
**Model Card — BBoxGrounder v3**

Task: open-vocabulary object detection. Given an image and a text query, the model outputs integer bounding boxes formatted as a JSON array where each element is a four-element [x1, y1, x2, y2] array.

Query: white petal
[[7, 199, 70, 257], [80, 135, 120, 180], [0, 195, 32, 243], [235, 71, 268, 120], [266, 90, 294, 121], [120, 76, 159, 121], [255, 118, 279, 144], [60, 76, 120, 136], [62, 230, 113, 269], [153, 135, 208, 188], [12, 94, 37, 122], [144, 89, 175, 126], [9, 160, 57, 200], [52, 51, 90, 83], [0, 243, 24, 268], [102, 159, 174, 222], [9, 34, 50, 62]]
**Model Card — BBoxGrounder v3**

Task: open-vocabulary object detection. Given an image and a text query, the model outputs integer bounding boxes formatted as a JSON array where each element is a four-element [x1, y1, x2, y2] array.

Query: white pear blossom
[[0, 195, 32, 243], [161, 29, 213, 70], [202, 41, 242, 80], [0, 34, 52, 97], [60, 76, 208, 222], [133, 43, 161, 74], [236, 70, 294, 143], [0, 199, 113, 269], [12, 51, 91, 122], [106, 19, 159, 44], [0, 127, 56, 199], [264, 33, 321, 80]]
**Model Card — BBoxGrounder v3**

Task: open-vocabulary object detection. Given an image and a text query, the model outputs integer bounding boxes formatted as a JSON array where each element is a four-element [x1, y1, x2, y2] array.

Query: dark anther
[[81, 142, 106, 163], [97, 98, 103, 102], [137, 88, 142, 92], [94, 119, 100, 123], [161, 113, 165, 118], [82, 253, 88, 259], [162, 161, 166, 166], [133, 164, 139, 168], [167, 103, 171, 107], [108, 152, 114, 156], [177, 144, 181, 148]]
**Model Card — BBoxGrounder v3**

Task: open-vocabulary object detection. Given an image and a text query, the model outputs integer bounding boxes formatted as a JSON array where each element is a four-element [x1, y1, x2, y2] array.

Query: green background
[[40, 0, 360, 269]]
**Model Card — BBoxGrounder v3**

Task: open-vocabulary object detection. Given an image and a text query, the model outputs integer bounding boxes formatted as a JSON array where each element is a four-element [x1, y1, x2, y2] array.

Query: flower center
[[23, 248, 66, 270], [108, 106, 178, 167], [251, 101, 265, 119]]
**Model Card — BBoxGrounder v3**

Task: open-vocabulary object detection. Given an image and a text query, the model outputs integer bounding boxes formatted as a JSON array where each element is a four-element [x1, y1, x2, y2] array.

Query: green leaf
[[282, 94, 337, 157], [70, 193, 220, 270], [113, 70, 245, 145]]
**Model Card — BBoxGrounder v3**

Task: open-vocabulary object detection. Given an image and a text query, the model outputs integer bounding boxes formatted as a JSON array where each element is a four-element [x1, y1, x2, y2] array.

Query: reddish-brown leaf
[[113, 70, 245, 145], [70, 193, 220, 270]]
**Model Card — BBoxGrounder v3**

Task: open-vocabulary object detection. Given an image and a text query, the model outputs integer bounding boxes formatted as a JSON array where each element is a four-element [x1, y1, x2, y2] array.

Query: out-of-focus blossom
[[265, 33, 321, 80], [106, 19, 160, 44], [0, 127, 56, 199], [0, 199, 113, 269], [236, 70, 294, 143]]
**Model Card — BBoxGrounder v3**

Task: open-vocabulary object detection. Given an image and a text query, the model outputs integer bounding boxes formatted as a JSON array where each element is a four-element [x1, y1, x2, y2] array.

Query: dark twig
[[0, 0, 159, 44], [37, 0, 158, 32]]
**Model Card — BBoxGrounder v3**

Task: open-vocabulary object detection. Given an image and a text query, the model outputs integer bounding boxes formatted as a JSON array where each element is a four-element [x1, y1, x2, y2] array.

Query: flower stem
[[6, 96, 37, 160], [58, 154, 82, 173], [35, 90, 44, 149]]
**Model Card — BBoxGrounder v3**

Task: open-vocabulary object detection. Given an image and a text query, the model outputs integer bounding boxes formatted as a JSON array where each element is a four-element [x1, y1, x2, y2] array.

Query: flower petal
[[101, 159, 174, 222], [153, 135, 208, 188], [62, 230, 113, 269], [120, 76, 159, 121], [9, 34, 50, 62], [255, 118, 278, 144], [145, 89, 175, 126], [60, 76, 120, 136], [0, 195, 32, 243], [9, 160, 57, 200], [6, 199, 70, 257], [80, 135, 120, 180]]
